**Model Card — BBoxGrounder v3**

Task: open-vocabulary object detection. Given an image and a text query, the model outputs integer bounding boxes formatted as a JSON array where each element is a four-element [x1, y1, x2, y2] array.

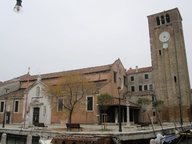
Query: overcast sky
[[1, 0, 192, 85]]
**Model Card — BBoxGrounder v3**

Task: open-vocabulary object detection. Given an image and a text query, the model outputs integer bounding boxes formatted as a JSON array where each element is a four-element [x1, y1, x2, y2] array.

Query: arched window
[[166, 14, 170, 23], [156, 17, 160, 25], [161, 15, 165, 24], [36, 86, 40, 96]]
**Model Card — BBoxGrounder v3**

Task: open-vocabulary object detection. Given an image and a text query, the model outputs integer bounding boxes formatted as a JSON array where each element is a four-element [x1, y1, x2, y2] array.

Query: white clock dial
[[159, 31, 170, 42], [163, 43, 168, 49]]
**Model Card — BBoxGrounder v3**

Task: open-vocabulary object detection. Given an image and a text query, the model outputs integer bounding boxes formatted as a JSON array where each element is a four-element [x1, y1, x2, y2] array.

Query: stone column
[[127, 105, 130, 126], [126, 99, 131, 126], [150, 139, 155, 144], [26, 134, 32, 144], [115, 108, 118, 124], [1, 133, 7, 144]]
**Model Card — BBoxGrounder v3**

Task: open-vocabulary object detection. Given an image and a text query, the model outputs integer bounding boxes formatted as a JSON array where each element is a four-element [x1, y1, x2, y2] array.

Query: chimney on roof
[[136, 66, 138, 73]]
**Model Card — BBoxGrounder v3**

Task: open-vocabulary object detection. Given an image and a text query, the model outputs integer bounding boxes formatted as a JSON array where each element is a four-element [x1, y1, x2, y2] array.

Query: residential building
[[126, 66, 154, 123]]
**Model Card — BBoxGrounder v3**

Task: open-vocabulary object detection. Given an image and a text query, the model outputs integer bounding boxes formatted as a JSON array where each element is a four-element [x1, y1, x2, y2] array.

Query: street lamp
[[117, 76, 123, 132], [13, 0, 23, 13], [118, 86, 122, 132]]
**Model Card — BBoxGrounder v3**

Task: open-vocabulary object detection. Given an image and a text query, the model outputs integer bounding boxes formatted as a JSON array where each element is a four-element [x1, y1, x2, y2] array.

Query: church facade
[[0, 59, 129, 125]]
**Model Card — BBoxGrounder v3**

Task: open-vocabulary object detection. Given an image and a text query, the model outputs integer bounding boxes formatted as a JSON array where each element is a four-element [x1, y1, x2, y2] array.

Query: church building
[[0, 8, 191, 126]]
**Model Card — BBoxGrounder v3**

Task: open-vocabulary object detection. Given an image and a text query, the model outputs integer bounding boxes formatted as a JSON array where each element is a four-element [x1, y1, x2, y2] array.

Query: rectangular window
[[87, 96, 93, 111], [144, 85, 148, 90], [149, 84, 153, 90], [159, 50, 161, 55], [153, 111, 156, 116], [57, 98, 64, 111], [130, 76, 134, 81], [131, 86, 135, 92], [174, 76, 177, 82], [114, 72, 117, 83], [139, 85, 142, 91], [144, 74, 149, 79], [14, 100, 19, 113], [152, 95, 155, 101], [0, 101, 4, 112]]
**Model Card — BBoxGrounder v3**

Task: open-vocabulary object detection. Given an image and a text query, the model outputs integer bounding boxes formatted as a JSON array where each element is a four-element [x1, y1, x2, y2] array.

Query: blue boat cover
[[164, 135, 178, 142]]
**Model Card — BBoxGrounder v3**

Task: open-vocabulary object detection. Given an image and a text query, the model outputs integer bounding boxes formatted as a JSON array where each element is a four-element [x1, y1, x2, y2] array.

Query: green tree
[[43, 73, 96, 123], [98, 93, 114, 112]]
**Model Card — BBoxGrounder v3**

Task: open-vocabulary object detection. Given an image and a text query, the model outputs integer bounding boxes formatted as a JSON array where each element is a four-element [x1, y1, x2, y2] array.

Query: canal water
[[3, 134, 192, 144], [5, 134, 39, 144], [178, 138, 192, 144], [6, 138, 192, 144], [123, 137, 192, 144]]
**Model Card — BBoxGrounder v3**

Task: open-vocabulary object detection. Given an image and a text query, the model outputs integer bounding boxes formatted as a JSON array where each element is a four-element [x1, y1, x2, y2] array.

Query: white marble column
[[26, 134, 32, 144], [127, 104, 130, 126]]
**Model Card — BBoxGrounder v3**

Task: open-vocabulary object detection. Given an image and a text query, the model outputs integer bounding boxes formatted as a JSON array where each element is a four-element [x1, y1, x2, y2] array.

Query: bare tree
[[43, 73, 96, 123], [137, 97, 151, 122]]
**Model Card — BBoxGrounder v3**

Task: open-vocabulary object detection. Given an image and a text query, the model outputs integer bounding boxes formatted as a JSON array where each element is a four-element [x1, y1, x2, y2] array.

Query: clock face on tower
[[159, 31, 170, 42]]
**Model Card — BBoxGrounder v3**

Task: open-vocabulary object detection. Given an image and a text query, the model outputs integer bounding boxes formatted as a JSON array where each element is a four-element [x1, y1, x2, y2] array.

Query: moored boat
[[180, 129, 192, 138], [150, 133, 181, 144], [50, 134, 114, 144]]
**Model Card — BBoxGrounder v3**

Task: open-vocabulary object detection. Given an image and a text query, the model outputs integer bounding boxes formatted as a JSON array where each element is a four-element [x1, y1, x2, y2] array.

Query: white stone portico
[[22, 78, 51, 125]]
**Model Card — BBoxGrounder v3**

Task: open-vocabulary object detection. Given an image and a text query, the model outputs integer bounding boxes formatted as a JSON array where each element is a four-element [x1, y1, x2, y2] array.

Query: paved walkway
[[0, 122, 191, 142], [1, 122, 190, 133]]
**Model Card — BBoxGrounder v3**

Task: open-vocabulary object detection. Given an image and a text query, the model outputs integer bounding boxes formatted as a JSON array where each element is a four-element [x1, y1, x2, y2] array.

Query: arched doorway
[[33, 107, 40, 123]]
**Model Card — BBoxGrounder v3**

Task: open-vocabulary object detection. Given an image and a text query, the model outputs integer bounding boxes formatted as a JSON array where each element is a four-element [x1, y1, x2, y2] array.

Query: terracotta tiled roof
[[126, 66, 152, 74], [0, 89, 25, 99], [17, 64, 112, 89], [19, 64, 112, 82], [0, 74, 29, 85], [129, 101, 141, 108], [0, 79, 20, 86]]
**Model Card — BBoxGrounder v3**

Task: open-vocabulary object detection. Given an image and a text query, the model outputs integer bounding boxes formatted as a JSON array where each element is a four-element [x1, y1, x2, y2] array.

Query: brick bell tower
[[147, 8, 191, 123]]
